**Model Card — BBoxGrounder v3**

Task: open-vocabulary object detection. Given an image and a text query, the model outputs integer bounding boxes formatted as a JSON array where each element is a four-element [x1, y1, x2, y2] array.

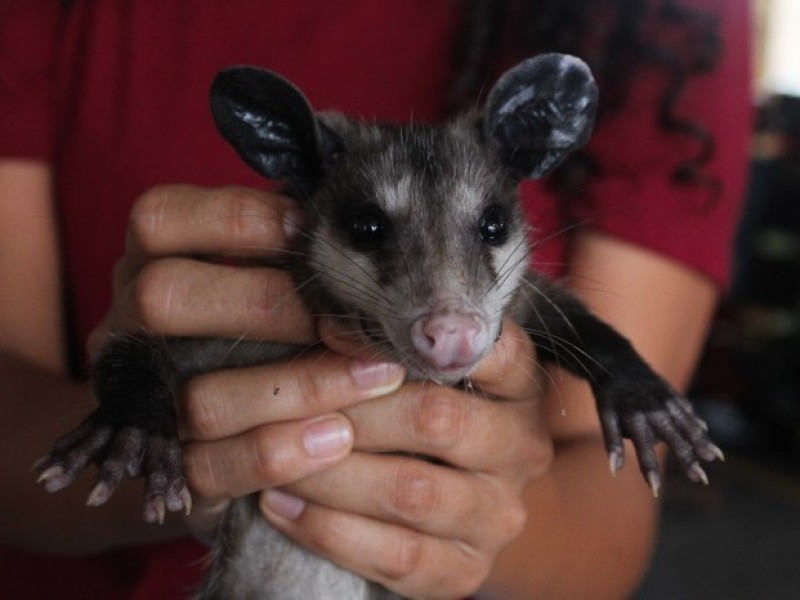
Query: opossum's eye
[[349, 205, 388, 250], [479, 205, 508, 246]]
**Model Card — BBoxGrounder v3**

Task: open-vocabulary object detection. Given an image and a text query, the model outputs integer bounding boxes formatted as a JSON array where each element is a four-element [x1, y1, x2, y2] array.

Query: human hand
[[255, 318, 553, 600], [87, 184, 313, 356], [86, 185, 389, 536]]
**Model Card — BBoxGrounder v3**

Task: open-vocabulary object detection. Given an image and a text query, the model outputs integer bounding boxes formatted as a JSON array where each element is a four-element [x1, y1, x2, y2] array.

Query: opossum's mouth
[[355, 312, 479, 384], [424, 365, 477, 386]]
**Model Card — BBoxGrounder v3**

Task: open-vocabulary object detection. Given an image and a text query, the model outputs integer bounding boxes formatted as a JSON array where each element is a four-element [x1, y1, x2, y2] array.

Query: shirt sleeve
[[574, 0, 752, 287], [0, 0, 61, 160]]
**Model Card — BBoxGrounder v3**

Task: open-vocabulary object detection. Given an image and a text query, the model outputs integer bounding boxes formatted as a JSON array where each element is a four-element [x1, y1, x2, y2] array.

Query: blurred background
[[636, 1, 800, 598]]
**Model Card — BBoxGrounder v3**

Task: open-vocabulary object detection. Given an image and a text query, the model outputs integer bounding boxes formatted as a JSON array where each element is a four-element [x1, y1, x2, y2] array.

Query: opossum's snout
[[410, 298, 491, 376]]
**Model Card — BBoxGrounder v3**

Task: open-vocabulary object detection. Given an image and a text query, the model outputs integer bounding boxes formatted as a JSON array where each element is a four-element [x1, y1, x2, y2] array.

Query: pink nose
[[410, 300, 490, 372]]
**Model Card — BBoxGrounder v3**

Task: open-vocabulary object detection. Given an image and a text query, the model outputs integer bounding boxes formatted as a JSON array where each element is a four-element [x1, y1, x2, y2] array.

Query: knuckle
[[111, 258, 130, 290], [302, 520, 337, 556], [252, 428, 293, 484], [450, 558, 490, 600], [181, 377, 222, 440], [182, 444, 219, 500], [129, 185, 177, 248], [414, 546, 488, 600], [215, 187, 278, 244], [244, 269, 295, 325], [292, 364, 328, 410], [374, 530, 424, 582], [412, 391, 468, 449], [390, 463, 441, 524], [132, 260, 176, 328], [492, 493, 528, 542], [516, 431, 554, 480]]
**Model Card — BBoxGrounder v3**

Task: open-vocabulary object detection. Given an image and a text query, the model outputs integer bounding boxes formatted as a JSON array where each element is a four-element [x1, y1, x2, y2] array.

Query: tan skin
[[0, 161, 717, 599]]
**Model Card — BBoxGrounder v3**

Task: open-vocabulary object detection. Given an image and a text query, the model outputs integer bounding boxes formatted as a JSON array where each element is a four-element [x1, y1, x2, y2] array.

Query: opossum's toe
[[623, 412, 662, 491], [165, 485, 190, 513], [598, 405, 625, 473], [37, 465, 70, 493], [169, 487, 192, 516], [145, 498, 167, 525], [143, 490, 191, 524], [658, 395, 725, 484], [664, 396, 718, 458], [87, 427, 146, 505], [141, 434, 190, 523], [708, 443, 725, 462], [696, 416, 710, 433], [36, 419, 113, 493]]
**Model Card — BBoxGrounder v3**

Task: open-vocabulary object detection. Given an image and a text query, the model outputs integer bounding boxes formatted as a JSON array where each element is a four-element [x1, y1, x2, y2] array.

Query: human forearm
[[0, 162, 182, 553], [479, 398, 662, 600], [480, 232, 719, 599], [0, 161, 65, 371]]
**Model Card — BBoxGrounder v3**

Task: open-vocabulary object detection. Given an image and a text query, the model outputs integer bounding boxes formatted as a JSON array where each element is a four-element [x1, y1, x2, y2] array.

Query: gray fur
[[197, 497, 389, 600]]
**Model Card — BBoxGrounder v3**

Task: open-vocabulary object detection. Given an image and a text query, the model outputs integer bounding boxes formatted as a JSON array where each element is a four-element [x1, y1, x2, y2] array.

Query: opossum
[[37, 54, 722, 600]]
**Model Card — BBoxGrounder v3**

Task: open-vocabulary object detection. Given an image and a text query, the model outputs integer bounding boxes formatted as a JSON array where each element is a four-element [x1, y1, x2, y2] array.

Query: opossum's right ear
[[210, 67, 339, 186]]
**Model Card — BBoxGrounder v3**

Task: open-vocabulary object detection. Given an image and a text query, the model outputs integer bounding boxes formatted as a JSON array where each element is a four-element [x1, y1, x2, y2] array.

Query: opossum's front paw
[[595, 377, 724, 496], [36, 415, 191, 524]]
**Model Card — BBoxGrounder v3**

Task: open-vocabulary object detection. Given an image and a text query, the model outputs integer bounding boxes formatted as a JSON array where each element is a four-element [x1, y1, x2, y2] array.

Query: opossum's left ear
[[484, 53, 598, 179], [210, 67, 339, 187]]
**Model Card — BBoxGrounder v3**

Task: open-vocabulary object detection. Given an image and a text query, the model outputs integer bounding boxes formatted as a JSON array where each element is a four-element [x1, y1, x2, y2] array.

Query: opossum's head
[[211, 54, 597, 382]]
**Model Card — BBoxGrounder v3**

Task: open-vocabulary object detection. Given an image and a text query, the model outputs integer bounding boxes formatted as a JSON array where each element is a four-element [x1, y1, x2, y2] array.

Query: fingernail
[[303, 415, 353, 458], [350, 359, 405, 395], [263, 489, 305, 521]]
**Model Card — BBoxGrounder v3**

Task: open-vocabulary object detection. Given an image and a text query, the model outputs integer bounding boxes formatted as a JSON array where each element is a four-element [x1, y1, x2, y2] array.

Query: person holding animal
[[0, 1, 750, 599]]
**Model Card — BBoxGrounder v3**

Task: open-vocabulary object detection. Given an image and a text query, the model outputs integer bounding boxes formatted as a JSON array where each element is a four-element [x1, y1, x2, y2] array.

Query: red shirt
[[0, 1, 751, 597]]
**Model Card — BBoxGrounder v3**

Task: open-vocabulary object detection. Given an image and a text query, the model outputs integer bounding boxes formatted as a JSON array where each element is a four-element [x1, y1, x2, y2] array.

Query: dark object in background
[[699, 94, 800, 465]]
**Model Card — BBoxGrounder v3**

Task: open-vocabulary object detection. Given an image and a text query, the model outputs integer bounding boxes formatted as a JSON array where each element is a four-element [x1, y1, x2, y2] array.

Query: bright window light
[[760, 0, 800, 97]]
